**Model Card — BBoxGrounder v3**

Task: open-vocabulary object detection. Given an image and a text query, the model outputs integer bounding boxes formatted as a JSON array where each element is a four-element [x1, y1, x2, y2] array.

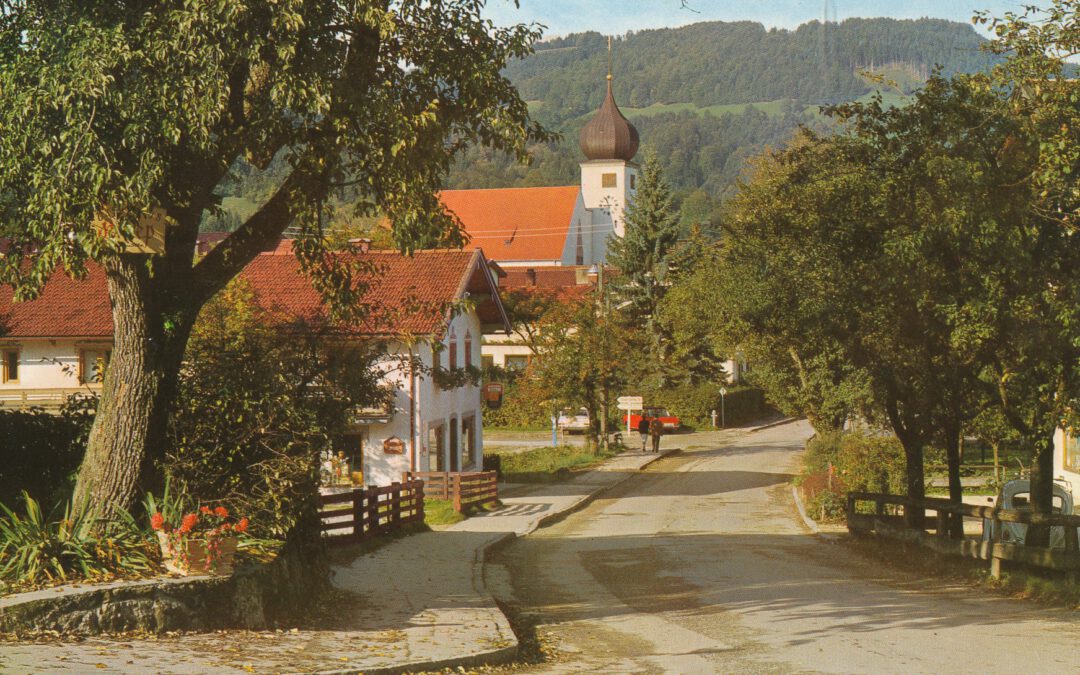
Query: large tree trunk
[[943, 419, 964, 539], [71, 255, 193, 518], [1025, 432, 1057, 548], [901, 439, 926, 530]]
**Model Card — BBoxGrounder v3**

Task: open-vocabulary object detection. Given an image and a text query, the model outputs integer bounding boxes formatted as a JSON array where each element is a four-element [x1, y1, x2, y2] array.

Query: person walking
[[649, 416, 663, 454], [637, 415, 650, 452]]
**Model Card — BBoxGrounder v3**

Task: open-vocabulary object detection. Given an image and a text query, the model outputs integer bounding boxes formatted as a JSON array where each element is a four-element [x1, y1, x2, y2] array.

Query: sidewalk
[[0, 449, 675, 674]]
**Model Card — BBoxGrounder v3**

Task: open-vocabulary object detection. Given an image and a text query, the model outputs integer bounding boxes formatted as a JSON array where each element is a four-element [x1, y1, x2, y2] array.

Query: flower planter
[[157, 532, 238, 576]]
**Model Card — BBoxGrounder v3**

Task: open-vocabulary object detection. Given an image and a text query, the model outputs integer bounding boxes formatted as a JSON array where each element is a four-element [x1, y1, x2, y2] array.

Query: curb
[[749, 416, 799, 433], [791, 483, 820, 534]]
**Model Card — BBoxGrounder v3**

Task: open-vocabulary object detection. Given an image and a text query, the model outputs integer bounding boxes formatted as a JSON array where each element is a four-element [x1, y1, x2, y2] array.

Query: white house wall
[[359, 309, 485, 486], [0, 339, 94, 391]]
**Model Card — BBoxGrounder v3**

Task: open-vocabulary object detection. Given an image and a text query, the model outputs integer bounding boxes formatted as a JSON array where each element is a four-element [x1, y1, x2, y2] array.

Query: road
[[486, 420, 1080, 674]]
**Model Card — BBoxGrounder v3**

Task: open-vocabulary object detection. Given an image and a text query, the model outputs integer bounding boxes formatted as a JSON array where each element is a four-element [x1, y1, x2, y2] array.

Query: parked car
[[981, 478, 1076, 548], [557, 407, 591, 433], [623, 407, 680, 434]]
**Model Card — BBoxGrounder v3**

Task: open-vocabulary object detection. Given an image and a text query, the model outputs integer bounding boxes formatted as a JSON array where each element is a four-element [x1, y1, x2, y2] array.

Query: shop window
[[1, 349, 18, 383]]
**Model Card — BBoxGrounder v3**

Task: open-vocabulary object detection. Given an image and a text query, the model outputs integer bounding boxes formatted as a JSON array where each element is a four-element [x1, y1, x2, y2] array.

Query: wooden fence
[[403, 471, 499, 513], [847, 491, 1080, 578], [318, 480, 424, 545]]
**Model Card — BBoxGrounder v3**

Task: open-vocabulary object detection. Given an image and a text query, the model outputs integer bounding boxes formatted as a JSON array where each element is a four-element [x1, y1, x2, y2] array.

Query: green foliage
[[164, 281, 389, 539], [0, 493, 157, 591], [0, 398, 96, 508], [799, 431, 906, 522], [608, 151, 681, 323]]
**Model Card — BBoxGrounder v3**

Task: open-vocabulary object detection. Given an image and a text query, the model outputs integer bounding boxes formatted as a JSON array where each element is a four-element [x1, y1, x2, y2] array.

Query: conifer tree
[[607, 151, 681, 327]]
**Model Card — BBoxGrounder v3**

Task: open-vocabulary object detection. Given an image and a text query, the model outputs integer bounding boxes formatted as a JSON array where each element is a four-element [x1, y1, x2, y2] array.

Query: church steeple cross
[[606, 36, 613, 81]]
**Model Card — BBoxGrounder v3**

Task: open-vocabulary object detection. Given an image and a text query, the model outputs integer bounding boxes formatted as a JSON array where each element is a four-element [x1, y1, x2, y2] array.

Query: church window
[[464, 331, 473, 368], [575, 229, 584, 265], [630, 174, 636, 189], [601, 173, 617, 188]]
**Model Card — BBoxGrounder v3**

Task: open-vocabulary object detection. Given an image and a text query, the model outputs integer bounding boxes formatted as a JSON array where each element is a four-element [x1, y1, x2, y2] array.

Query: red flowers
[[235, 518, 248, 533], [200, 506, 212, 515], [214, 506, 229, 518], [179, 513, 199, 534], [150, 512, 165, 531]]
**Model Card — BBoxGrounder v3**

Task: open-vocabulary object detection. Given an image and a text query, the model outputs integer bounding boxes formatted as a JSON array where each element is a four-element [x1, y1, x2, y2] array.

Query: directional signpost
[[719, 387, 727, 428], [617, 396, 644, 434]]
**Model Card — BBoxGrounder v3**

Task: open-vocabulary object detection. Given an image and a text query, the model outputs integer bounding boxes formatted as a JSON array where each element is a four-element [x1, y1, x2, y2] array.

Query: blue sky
[[483, 1, 1030, 38]]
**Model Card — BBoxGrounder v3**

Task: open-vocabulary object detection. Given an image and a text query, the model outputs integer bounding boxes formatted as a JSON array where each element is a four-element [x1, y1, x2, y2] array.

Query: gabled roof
[[440, 185, 580, 263], [0, 248, 510, 339]]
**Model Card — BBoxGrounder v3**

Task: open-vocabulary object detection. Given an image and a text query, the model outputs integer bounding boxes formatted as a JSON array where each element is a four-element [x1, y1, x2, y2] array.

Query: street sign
[[719, 387, 727, 396], [617, 395, 643, 407]]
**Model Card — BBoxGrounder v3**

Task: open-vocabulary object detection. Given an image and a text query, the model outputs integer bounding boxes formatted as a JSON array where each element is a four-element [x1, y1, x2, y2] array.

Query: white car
[[557, 407, 590, 433]]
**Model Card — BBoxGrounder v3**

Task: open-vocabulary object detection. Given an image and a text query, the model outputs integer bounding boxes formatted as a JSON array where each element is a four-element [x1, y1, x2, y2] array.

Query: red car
[[624, 407, 680, 433]]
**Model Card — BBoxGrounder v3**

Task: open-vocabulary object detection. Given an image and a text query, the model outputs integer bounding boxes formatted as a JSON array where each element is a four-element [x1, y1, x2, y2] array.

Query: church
[[444, 70, 641, 268]]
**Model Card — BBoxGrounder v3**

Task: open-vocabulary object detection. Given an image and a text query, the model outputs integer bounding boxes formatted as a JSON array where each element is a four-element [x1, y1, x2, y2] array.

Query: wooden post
[[453, 473, 462, 513], [1066, 523, 1079, 554], [351, 488, 364, 543], [365, 486, 380, 537], [936, 509, 948, 538], [990, 555, 1002, 580], [391, 481, 402, 526], [416, 481, 425, 523]]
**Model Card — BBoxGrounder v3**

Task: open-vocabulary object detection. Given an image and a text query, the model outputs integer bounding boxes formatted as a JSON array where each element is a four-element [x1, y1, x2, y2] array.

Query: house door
[[462, 416, 475, 471], [334, 431, 366, 485], [449, 417, 460, 472]]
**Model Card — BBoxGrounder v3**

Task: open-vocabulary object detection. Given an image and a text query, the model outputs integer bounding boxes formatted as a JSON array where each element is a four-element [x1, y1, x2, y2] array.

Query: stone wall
[[0, 535, 330, 635]]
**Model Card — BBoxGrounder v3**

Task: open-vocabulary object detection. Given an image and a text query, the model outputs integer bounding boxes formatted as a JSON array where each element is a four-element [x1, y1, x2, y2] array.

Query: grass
[[424, 499, 467, 527], [491, 444, 620, 483]]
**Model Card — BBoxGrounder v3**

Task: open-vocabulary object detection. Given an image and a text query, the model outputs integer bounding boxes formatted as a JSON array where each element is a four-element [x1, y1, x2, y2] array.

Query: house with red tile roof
[[0, 248, 510, 487]]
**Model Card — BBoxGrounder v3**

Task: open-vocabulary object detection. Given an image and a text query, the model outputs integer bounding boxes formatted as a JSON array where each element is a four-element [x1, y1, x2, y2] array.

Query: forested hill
[[510, 18, 993, 125], [445, 18, 998, 206]]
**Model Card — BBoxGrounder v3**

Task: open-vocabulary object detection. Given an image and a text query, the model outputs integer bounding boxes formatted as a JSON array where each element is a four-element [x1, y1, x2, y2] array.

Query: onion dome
[[579, 76, 639, 162]]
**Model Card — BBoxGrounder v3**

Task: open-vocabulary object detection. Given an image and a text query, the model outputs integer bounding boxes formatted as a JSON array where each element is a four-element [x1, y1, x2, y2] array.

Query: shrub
[[0, 396, 95, 507], [798, 430, 906, 523], [0, 492, 157, 591], [163, 281, 389, 540]]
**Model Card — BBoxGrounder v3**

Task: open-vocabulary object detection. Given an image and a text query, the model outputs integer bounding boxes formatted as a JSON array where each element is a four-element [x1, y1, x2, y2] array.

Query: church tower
[[578, 38, 639, 242]]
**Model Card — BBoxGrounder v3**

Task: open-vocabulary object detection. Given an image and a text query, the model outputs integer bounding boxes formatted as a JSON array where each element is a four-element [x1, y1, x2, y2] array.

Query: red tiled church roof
[[440, 186, 579, 262], [0, 249, 507, 339]]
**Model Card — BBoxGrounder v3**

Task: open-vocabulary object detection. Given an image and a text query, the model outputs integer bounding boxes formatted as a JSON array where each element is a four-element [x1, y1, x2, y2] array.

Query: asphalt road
[[486, 420, 1080, 674]]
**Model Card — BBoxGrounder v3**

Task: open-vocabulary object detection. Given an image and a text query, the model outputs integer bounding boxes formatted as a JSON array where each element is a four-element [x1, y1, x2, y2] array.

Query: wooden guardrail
[[318, 480, 424, 545], [847, 491, 1080, 578], [403, 471, 499, 513]]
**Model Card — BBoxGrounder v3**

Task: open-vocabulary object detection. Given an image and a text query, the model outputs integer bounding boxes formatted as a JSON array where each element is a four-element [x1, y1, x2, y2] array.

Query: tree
[[971, 0, 1080, 545], [0, 1, 545, 517], [607, 150, 682, 385]]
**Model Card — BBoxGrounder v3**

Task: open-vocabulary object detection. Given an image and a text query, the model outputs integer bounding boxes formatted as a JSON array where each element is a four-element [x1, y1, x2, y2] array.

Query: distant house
[[0, 247, 510, 487]]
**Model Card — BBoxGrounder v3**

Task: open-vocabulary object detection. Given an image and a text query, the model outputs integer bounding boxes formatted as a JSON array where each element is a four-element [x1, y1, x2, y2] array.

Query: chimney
[[349, 237, 372, 253], [525, 268, 537, 286]]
